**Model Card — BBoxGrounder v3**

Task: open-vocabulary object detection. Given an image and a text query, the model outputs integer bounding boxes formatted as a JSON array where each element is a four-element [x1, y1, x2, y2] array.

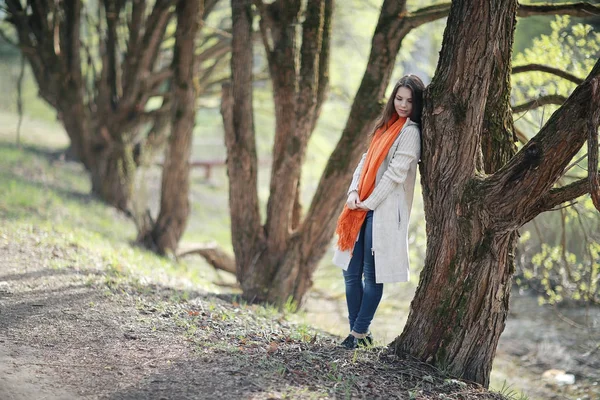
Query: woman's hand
[[355, 202, 371, 211], [346, 191, 360, 210]]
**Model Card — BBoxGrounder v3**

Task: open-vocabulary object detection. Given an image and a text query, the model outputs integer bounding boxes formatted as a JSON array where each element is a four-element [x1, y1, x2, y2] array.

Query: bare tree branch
[[537, 178, 591, 214], [198, 54, 228, 88], [514, 126, 529, 144], [147, 67, 173, 89], [312, 0, 333, 133], [253, 0, 275, 67], [197, 36, 231, 64], [559, 207, 575, 281], [123, 0, 145, 84], [198, 20, 233, 39], [177, 243, 236, 275], [0, 26, 18, 47], [404, 3, 451, 28], [517, 2, 600, 17], [104, 0, 124, 103], [512, 94, 568, 113], [402, 2, 600, 28], [16, 53, 25, 148], [202, 0, 220, 21], [134, 104, 171, 126], [513, 64, 584, 85], [121, 0, 174, 107], [296, 0, 327, 129]]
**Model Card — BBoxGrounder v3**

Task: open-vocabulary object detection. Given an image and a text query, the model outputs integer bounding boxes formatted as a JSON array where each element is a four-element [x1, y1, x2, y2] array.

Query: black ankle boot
[[340, 334, 358, 349], [340, 333, 374, 349], [358, 333, 373, 347]]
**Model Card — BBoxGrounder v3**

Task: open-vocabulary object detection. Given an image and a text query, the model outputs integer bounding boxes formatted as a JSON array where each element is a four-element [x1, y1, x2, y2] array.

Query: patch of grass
[[495, 381, 530, 400], [0, 139, 223, 295]]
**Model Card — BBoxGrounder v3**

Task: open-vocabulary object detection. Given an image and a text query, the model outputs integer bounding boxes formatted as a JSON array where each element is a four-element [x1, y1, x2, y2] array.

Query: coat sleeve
[[361, 126, 421, 210], [347, 152, 367, 194]]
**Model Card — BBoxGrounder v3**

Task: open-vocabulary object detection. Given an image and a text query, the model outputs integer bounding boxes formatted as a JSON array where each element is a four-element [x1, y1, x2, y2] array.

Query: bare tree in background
[[3, 0, 221, 213], [222, 0, 333, 304]]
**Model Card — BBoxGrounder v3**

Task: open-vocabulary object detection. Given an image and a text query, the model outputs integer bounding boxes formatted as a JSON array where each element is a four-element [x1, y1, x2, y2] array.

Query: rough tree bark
[[137, 0, 201, 255], [391, 0, 600, 387]]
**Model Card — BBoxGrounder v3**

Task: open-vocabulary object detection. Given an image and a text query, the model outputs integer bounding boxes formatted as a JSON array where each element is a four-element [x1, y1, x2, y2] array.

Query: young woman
[[333, 75, 425, 349]]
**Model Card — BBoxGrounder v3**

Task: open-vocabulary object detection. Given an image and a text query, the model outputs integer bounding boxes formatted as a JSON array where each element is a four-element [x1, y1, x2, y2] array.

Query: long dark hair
[[373, 74, 425, 133]]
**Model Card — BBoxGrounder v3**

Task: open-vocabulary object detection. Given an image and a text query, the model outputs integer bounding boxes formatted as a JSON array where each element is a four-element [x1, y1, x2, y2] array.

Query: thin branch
[[559, 208, 575, 281], [0, 26, 18, 47], [512, 64, 584, 85], [542, 178, 592, 211], [147, 67, 173, 89], [202, 0, 221, 21], [532, 218, 544, 245], [137, 104, 171, 123], [550, 201, 579, 211], [512, 95, 568, 113], [565, 153, 589, 173], [121, 0, 173, 106], [254, 1, 274, 66], [517, 2, 600, 17], [296, 0, 327, 123], [514, 126, 529, 144], [402, 1, 600, 29], [198, 54, 228, 88], [197, 36, 232, 64], [404, 3, 451, 28], [123, 0, 145, 86], [104, 0, 123, 102], [177, 243, 236, 275], [198, 20, 232, 39], [16, 52, 25, 148]]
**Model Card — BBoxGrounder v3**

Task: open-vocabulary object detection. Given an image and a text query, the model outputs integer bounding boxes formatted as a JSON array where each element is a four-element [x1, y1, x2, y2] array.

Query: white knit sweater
[[333, 119, 421, 283]]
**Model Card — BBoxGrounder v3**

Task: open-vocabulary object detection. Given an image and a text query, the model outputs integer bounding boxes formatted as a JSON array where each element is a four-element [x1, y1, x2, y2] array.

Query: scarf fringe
[[334, 115, 407, 252], [335, 206, 367, 251]]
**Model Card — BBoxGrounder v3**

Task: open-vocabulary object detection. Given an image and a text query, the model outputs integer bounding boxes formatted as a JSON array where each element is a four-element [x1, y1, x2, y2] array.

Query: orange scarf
[[335, 114, 407, 251]]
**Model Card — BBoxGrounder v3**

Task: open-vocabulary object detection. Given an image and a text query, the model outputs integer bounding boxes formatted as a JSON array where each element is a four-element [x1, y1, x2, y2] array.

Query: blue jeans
[[342, 210, 383, 334]]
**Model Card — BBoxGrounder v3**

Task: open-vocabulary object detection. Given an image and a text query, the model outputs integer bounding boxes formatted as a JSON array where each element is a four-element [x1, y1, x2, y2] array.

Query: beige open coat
[[332, 119, 421, 283]]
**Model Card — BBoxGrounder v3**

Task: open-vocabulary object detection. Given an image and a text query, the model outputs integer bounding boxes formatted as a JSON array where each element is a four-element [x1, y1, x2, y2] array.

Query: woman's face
[[394, 86, 413, 119]]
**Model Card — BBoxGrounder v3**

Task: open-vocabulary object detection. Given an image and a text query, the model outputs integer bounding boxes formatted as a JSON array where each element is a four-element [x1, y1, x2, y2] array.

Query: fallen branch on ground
[[178, 242, 236, 275]]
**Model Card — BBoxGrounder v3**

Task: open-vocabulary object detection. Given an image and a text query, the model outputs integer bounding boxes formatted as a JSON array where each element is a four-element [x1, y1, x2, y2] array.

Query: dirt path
[[1, 229, 505, 400], [0, 231, 289, 399], [0, 234, 192, 399]]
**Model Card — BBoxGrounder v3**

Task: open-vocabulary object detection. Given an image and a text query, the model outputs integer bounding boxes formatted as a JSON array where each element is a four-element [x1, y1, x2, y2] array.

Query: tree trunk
[[59, 99, 135, 212], [392, 0, 520, 387], [224, 0, 338, 304], [138, 0, 200, 255], [89, 141, 136, 213]]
